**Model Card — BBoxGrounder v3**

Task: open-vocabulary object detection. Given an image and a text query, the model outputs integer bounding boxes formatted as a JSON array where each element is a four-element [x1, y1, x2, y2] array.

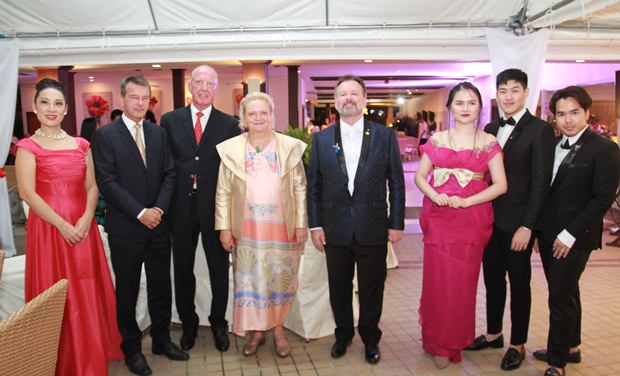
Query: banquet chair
[[0, 279, 68, 376], [0, 250, 5, 281]]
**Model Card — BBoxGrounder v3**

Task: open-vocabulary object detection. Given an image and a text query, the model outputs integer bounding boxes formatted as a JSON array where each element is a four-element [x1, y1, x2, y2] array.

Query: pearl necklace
[[35, 128, 68, 140]]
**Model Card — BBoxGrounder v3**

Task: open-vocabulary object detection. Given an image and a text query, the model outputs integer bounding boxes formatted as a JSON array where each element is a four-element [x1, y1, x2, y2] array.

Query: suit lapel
[[199, 107, 220, 149], [502, 110, 531, 154], [117, 120, 147, 172], [334, 123, 348, 179], [550, 128, 593, 191], [352, 120, 372, 190], [486, 122, 500, 137], [180, 106, 198, 149]]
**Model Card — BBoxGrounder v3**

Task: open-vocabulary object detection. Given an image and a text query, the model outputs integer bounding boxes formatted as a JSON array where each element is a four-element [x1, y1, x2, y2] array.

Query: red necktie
[[194, 111, 204, 144]]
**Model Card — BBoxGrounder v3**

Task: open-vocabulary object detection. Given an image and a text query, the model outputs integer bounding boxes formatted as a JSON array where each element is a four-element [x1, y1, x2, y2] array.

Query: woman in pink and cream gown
[[415, 82, 507, 369]]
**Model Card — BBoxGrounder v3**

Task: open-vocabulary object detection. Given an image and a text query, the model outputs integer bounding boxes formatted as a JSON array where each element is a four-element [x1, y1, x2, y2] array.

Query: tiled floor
[[108, 231, 620, 376]]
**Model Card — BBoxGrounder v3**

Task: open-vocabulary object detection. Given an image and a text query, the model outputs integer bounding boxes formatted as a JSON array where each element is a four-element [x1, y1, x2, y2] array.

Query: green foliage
[[283, 125, 312, 164]]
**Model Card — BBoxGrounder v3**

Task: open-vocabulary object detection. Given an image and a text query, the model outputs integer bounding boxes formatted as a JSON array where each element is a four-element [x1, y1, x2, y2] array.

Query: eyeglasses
[[191, 80, 217, 89]]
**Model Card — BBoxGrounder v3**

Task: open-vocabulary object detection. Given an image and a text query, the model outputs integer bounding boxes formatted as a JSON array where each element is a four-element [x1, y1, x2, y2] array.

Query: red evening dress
[[17, 137, 122, 376], [418, 139, 502, 362]]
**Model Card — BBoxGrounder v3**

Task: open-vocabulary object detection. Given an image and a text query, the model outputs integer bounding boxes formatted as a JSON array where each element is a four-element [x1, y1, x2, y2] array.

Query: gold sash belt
[[433, 167, 484, 188]]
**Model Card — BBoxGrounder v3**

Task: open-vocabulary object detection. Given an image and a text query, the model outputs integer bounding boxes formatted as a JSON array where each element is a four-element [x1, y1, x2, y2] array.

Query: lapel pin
[[365, 129, 370, 136], [333, 143, 341, 154]]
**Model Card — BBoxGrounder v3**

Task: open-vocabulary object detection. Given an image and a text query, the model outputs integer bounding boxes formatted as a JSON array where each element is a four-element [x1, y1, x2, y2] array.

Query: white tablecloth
[[1, 227, 398, 340]]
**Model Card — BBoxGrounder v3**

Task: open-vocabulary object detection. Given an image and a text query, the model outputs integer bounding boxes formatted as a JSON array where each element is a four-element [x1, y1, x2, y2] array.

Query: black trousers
[[172, 196, 229, 333], [325, 235, 387, 346], [538, 237, 591, 369], [482, 226, 533, 345], [109, 227, 172, 357]]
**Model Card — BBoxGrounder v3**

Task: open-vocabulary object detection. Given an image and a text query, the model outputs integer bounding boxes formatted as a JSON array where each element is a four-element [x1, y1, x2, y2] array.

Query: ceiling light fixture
[[575, 59, 585, 63], [364, 59, 373, 63], [152, 64, 162, 68]]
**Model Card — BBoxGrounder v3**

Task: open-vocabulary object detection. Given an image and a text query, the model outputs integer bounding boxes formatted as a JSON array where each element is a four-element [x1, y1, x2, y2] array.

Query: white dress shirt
[[497, 107, 526, 148], [340, 117, 365, 195], [122, 113, 163, 219], [123, 113, 145, 144], [191, 103, 212, 132], [551, 125, 590, 248]]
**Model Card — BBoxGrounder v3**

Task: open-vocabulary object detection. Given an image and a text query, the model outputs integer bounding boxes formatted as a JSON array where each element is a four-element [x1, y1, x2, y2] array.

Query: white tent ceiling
[[1, 0, 619, 68]]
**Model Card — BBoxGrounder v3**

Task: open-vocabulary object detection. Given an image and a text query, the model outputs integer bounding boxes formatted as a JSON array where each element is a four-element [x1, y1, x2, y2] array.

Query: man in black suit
[[307, 75, 405, 364], [534, 86, 620, 376], [160, 65, 240, 352], [92, 76, 188, 376], [466, 69, 555, 371]]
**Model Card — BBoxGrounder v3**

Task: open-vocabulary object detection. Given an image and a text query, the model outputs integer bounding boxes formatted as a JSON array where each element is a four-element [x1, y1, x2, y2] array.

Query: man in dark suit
[[307, 75, 405, 365], [534, 86, 620, 376], [160, 65, 240, 352], [466, 69, 555, 371], [92, 76, 188, 376]]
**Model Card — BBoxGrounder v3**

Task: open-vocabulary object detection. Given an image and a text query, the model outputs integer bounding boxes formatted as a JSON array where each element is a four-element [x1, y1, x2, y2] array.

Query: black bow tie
[[560, 139, 572, 150], [499, 117, 516, 127]]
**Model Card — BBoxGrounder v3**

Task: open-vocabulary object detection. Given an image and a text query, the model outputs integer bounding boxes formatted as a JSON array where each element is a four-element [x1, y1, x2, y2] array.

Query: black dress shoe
[[365, 344, 381, 364], [330, 340, 352, 358], [544, 367, 565, 376], [125, 353, 152, 376], [152, 341, 190, 361], [180, 330, 197, 351], [533, 349, 581, 364], [212, 326, 230, 351], [501, 347, 525, 370], [465, 334, 504, 351]]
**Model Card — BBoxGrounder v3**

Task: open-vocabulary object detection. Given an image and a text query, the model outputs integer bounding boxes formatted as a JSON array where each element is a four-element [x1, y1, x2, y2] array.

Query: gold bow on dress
[[433, 168, 484, 188]]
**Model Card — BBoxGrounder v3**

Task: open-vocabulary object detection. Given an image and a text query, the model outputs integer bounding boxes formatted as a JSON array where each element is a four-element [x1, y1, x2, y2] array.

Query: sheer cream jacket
[[214, 131, 308, 240]]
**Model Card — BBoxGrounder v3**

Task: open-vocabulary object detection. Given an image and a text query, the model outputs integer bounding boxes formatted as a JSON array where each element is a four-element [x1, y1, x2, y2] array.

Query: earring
[[64, 112, 67, 115], [34, 110, 37, 114]]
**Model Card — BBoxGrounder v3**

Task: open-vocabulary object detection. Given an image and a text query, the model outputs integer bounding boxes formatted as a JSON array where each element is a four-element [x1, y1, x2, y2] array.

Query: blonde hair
[[239, 92, 275, 129]]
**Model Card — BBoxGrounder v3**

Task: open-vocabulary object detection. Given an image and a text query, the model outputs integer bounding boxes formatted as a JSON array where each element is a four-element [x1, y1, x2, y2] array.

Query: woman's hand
[[56, 221, 83, 245], [448, 196, 470, 209], [74, 212, 93, 241], [431, 193, 450, 206], [295, 228, 308, 243], [220, 230, 234, 252]]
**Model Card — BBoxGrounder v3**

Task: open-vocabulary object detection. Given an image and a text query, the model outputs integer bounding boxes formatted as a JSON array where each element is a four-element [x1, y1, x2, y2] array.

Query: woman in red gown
[[414, 82, 507, 369], [15, 78, 122, 375]]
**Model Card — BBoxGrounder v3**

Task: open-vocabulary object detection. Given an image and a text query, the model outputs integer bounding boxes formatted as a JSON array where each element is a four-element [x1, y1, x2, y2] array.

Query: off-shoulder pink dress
[[418, 139, 502, 362]]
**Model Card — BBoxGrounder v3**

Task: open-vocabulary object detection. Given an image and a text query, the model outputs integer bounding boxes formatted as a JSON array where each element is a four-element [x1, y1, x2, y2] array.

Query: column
[[288, 66, 299, 128], [172, 68, 186, 110]]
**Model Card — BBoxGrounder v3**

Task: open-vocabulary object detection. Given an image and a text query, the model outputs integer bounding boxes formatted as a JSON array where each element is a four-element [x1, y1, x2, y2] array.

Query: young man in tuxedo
[[160, 65, 240, 352], [92, 76, 188, 376], [466, 69, 555, 371], [535, 86, 620, 376], [307, 75, 405, 364]]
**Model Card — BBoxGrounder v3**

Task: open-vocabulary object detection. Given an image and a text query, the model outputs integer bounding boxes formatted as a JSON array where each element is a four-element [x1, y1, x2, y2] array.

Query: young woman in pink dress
[[215, 92, 308, 358], [15, 78, 122, 375], [414, 82, 507, 369]]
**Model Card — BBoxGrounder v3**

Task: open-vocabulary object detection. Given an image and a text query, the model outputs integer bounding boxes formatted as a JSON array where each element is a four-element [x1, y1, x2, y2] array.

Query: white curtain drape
[[0, 39, 19, 257], [485, 28, 549, 115]]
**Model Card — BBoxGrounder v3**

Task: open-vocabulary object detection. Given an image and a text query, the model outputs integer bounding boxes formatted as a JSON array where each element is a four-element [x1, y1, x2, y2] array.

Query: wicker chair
[[0, 249, 5, 281], [0, 279, 68, 376]]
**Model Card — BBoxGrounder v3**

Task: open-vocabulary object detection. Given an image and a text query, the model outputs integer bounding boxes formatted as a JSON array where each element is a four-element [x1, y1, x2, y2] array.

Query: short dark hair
[[549, 85, 593, 114], [446, 81, 483, 109], [335, 74, 367, 96], [496, 69, 528, 90], [110, 109, 123, 120], [80, 117, 98, 142], [120, 76, 151, 97], [34, 78, 67, 102]]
